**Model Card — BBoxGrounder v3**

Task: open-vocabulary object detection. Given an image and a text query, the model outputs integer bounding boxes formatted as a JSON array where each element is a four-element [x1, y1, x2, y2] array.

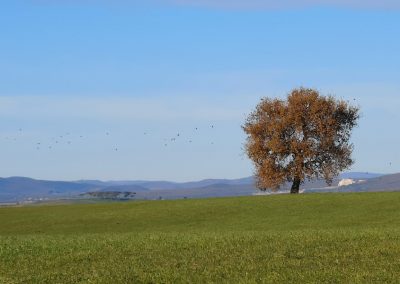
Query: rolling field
[[1, 192, 400, 283]]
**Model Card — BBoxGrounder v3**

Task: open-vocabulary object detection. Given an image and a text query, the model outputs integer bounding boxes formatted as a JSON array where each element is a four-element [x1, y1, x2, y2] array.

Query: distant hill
[[0, 177, 97, 202], [0, 172, 394, 203], [76, 173, 377, 191], [310, 173, 400, 193], [98, 185, 149, 193], [76, 176, 254, 190], [132, 184, 257, 200]]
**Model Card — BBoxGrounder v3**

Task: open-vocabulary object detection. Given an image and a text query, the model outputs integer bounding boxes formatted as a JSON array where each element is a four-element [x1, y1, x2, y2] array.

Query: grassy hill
[[1, 192, 400, 283]]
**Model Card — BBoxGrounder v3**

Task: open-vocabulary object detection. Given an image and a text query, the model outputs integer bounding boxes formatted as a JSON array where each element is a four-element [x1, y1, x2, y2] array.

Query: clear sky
[[0, 1, 399, 181]]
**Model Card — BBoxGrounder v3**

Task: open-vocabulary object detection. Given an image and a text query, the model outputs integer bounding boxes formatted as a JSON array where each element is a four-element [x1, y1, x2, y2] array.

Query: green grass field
[[1, 192, 400, 283]]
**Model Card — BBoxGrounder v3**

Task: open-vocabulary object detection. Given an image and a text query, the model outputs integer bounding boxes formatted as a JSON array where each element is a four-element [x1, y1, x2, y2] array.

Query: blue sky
[[0, 1, 399, 181]]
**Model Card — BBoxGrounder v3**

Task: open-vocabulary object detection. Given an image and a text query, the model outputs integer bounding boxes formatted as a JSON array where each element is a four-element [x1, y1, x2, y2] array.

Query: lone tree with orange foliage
[[243, 88, 360, 194]]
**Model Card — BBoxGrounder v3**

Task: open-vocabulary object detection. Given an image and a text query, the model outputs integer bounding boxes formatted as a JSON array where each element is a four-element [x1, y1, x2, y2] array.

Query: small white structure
[[338, 179, 355, 187]]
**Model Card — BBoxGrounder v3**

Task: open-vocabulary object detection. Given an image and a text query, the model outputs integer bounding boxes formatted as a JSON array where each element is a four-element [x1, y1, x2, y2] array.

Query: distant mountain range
[[308, 173, 400, 193], [0, 176, 257, 202], [76, 176, 255, 190], [1, 172, 398, 203]]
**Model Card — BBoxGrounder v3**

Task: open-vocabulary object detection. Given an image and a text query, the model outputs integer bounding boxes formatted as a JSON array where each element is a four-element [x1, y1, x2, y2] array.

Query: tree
[[242, 88, 360, 194]]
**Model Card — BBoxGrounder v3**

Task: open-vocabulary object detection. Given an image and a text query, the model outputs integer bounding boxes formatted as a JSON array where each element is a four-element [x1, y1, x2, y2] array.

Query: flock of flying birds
[[3, 125, 216, 152], [1, 122, 394, 168]]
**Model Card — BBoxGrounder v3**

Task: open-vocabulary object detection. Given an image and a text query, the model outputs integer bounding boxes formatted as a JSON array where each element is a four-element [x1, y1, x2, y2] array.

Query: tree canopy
[[243, 88, 360, 194]]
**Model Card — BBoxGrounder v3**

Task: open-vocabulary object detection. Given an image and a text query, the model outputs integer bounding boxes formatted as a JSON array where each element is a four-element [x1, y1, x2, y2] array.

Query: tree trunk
[[290, 177, 301, 194]]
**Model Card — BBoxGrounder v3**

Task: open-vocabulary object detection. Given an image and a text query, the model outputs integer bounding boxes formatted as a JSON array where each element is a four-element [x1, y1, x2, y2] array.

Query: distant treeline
[[81, 191, 136, 200]]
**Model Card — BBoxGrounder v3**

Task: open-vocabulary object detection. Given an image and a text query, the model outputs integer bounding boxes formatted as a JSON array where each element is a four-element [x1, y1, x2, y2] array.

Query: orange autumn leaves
[[243, 88, 360, 193]]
